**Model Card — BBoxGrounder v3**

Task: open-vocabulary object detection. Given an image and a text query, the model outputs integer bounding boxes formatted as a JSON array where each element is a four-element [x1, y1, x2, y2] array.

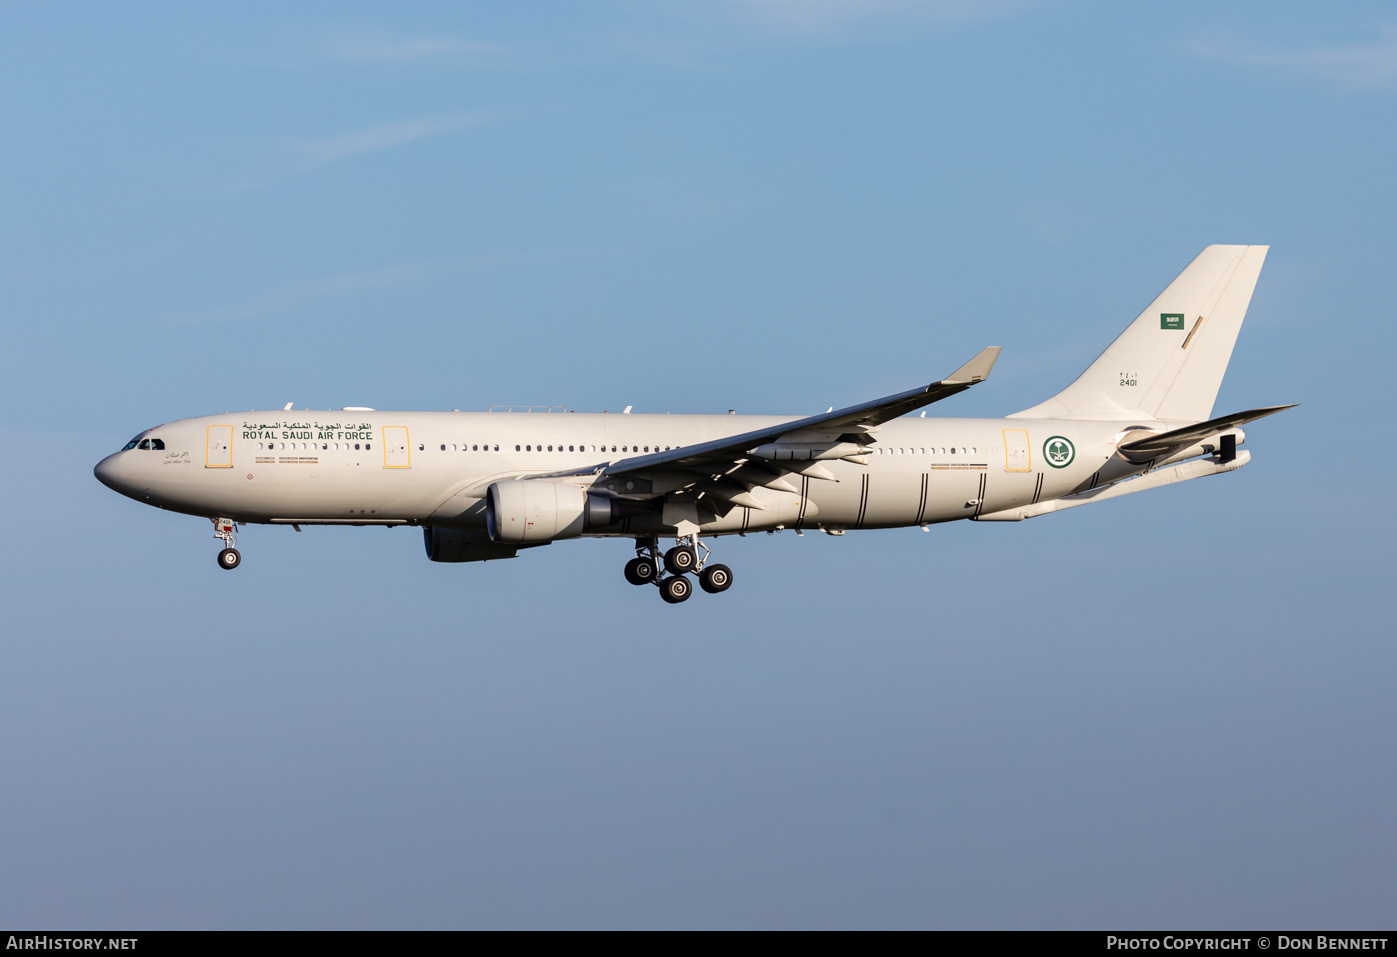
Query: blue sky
[[1, 1, 1393, 929]]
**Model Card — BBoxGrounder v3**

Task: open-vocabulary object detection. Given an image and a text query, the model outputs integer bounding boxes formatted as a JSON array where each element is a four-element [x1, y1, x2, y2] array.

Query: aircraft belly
[[920, 467, 985, 523], [860, 464, 929, 527], [805, 472, 863, 528], [216, 465, 448, 522], [140, 473, 247, 517], [699, 487, 807, 533], [980, 470, 1038, 515]]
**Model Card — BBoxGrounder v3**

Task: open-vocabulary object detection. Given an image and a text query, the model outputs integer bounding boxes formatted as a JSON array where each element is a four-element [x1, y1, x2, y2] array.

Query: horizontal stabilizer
[[1118, 404, 1297, 455], [975, 449, 1251, 522]]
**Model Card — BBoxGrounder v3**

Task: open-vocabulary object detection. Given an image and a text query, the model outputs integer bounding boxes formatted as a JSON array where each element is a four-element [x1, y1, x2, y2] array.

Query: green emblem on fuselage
[[1160, 313, 1185, 330], [1044, 435, 1076, 468]]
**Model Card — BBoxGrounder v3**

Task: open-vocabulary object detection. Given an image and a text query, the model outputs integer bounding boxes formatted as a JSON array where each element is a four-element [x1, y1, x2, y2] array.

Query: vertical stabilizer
[[1010, 245, 1269, 422]]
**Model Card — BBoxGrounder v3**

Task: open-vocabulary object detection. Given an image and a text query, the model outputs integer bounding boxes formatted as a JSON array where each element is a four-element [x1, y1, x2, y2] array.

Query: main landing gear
[[625, 536, 732, 604], [213, 517, 241, 570]]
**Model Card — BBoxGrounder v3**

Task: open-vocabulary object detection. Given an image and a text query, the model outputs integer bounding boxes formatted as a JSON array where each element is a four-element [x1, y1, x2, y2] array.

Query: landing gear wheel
[[217, 547, 241, 570], [699, 563, 732, 594], [624, 556, 658, 586], [664, 545, 697, 576], [660, 575, 692, 604]]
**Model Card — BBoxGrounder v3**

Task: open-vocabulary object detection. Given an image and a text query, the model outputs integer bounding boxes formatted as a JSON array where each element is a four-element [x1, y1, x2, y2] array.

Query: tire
[[664, 544, 697, 576], [217, 547, 241, 570], [660, 575, 692, 604], [624, 556, 658, 586], [699, 563, 732, 594]]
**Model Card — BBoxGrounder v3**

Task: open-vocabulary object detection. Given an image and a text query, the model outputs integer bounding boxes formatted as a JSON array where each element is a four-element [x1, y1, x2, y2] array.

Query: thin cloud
[[321, 30, 500, 66], [1189, 25, 1397, 87], [291, 113, 488, 171], [712, 0, 1049, 34]]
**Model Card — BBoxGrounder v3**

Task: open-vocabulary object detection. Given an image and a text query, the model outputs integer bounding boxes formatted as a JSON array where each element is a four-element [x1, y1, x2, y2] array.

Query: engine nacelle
[[423, 526, 522, 563], [487, 480, 614, 544]]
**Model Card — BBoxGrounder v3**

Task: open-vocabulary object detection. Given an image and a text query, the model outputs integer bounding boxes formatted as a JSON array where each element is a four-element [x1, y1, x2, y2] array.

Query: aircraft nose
[[94, 453, 128, 493]]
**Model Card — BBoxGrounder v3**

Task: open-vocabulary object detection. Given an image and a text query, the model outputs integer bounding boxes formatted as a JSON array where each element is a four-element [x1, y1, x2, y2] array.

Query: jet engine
[[487, 480, 616, 544], [423, 526, 523, 563]]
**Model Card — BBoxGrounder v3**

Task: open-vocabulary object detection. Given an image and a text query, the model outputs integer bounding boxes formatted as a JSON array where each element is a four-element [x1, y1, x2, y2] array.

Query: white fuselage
[[94, 409, 1158, 536]]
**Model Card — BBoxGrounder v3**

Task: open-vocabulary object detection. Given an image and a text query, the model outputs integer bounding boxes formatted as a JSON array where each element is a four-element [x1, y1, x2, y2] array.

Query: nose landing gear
[[213, 518, 241, 570], [625, 535, 733, 603]]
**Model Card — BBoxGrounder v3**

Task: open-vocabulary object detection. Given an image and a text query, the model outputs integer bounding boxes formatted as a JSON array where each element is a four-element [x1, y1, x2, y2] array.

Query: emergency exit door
[[383, 427, 411, 468], [1003, 429, 1031, 471], [206, 425, 232, 467]]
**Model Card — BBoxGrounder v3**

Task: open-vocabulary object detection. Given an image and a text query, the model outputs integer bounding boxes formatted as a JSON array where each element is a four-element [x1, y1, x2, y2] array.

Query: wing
[[1117, 404, 1297, 458], [546, 347, 1001, 513]]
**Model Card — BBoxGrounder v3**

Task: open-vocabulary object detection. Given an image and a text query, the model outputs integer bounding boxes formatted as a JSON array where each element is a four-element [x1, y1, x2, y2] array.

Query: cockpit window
[[128, 437, 165, 450], [122, 436, 141, 450], [150, 438, 165, 450], [137, 439, 151, 450]]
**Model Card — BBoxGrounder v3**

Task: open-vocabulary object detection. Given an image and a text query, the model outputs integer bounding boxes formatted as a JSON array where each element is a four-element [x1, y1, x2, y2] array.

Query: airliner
[[95, 245, 1292, 603]]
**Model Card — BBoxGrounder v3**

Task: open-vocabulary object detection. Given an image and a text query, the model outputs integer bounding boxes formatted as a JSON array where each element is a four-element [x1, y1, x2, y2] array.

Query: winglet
[[943, 347, 1002, 385]]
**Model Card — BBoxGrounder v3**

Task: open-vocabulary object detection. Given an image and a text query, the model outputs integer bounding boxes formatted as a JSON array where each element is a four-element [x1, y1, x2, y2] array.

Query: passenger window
[[354, 443, 361, 450]]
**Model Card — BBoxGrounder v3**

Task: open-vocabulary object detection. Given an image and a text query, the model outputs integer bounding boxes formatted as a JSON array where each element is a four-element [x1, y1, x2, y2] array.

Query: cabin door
[[206, 425, 233, 468], [1003, 430, 1031, 472], [383, 427, 411, 468]]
